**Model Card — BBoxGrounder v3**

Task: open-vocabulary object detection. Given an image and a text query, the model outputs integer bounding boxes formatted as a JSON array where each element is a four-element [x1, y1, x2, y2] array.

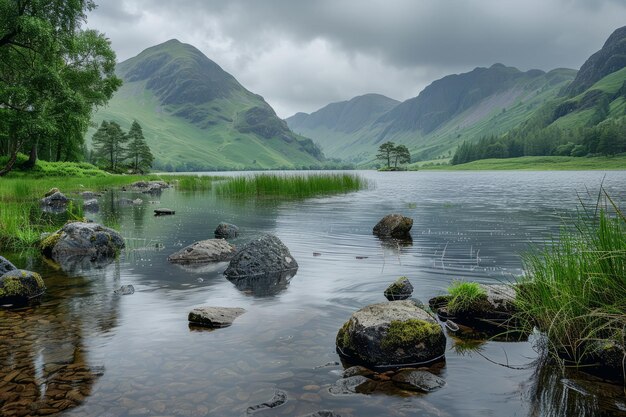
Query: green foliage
[[447, 281, 488, 315], [515, 195, 626, 367], [91, 120, 128, 171], [376, 141, 412, 169], [125, 120, 153, 173], [423, 155, 626, 171], [174, 175, 221, 191], [215, 173, 367, 198]]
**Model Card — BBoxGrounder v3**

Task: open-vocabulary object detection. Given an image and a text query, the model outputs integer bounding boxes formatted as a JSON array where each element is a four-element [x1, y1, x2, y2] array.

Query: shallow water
[[2, 170, 626, 417]]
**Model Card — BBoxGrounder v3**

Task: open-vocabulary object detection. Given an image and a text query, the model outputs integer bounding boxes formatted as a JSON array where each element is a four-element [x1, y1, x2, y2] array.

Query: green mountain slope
[[287, 65, 575, 164], [90, 39, 324, 171]]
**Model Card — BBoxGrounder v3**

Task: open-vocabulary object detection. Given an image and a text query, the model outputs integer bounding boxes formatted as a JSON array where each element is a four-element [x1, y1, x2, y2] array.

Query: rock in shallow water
[[168, 239, 235, 264], [336, 300, 445, 368], [114, 285, 135, 295], [328, 375, 370, 395], [391, 369, 446, 392], [215, 222, 239, 239], [41, 191, 69, 207], [0, 269, 46, 305], [384, 276, 414, 301], [188, 306, 246, 328], [154, 208, 175, 216], [0, 256, 16, 275], [373, 214, 413, 238], [83, 198, 99, 212], [224, 234, 298, 278]]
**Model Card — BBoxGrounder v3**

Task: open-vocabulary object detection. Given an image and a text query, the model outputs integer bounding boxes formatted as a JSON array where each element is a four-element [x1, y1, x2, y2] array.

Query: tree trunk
[[0, 126, 21, 176], [22, 142, 38, 169]]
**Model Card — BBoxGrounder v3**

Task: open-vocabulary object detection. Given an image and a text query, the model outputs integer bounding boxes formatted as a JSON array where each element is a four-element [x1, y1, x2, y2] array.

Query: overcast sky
[[87, 0, 626, 118]]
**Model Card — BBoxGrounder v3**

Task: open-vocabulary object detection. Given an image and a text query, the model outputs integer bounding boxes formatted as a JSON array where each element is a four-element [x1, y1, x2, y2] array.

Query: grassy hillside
[[90, 40, 324, 171], [419, 155, 626, 171]]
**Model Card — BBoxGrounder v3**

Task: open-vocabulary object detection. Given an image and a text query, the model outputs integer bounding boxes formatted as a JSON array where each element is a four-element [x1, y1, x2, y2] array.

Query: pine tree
[[91, 120, 127, 171], [126, 120, 153, 173]]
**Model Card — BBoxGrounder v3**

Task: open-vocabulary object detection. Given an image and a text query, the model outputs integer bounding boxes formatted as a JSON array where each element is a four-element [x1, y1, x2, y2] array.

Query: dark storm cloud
[[87, 0, 626, 117]]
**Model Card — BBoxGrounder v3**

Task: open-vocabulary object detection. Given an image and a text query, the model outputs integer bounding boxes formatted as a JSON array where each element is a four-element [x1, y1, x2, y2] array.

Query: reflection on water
[[2, 170, 626, 416]]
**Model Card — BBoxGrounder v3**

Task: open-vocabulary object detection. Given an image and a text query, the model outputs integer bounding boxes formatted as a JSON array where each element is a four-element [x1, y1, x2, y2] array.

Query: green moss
[[385, 276, 409, 295], [40, 232, 61, 255], [381, 319, 442, 350], [336, 320, 353, 350], [1, 277, 25, 296]]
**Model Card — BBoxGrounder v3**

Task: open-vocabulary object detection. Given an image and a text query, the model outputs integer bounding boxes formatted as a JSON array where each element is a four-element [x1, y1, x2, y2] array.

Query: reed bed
[[215, 173, 368, 198], [515, 192, 626, 370]]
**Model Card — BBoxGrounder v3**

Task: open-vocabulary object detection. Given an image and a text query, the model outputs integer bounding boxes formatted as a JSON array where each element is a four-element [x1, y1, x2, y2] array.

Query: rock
[[336, 300, 445, 368], [114, 285, 135, 295], [40, 222, 125, 267], [298, 411, 342, 417], [214, 222, 239, 239], [40, 191, 69, 207], [224, 234, 298, 278], [132, 198, 142, 205], [0, 256, 16, 275], [81, 191, 102, 199], [167, 239, 235, 264], [0, 269, 46, 305], [44, 187, 60, 197], [391, 369, 446, 392], [373, 214, 413, 238], [154, 208, 175, 216], [384, 276, 414, 301], [246, 390, 287, 414], [343, 366, 376, 378], [118, 198, 135, 206], [328, 375, 370, 395], [132, 180, 169, 194], [83, 199, 99, 212], [188, 306, 246, 328]]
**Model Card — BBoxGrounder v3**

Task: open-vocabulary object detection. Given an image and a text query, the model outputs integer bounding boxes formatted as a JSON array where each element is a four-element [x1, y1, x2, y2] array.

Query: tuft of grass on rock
[[446, 281, 487, 315]]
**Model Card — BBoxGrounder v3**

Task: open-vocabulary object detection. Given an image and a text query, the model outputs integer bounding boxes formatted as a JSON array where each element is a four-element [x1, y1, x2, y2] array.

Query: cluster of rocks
[[130, 180, 169, 194], [0, 256, 46, 306], [329, 365, 445, 395]]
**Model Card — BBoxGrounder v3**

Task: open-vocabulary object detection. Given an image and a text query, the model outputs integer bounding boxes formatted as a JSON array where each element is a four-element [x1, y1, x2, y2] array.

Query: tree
[[0, 0, 121, 175], [126, 120, 153, 173], [92, 120, 127, 171], [391, 144, 411, 168], [376, 141, 396, 168]]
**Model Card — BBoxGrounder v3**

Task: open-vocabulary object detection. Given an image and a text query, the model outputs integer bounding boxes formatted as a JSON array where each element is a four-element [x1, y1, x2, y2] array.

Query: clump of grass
[[447, 281, 487, 315], [215, 173, 367, 198], [174, 175, 217, 191], [515, 191, 626, 371]]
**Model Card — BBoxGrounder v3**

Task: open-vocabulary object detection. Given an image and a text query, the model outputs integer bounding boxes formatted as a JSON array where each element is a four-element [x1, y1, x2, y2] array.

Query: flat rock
[[391, 369, 446, 392], [0, 256, 16, 275], [114, 285, 135, 295], [0, 269, 46, 305], [224, 234, 298, 278], [214, 222, 239, 239], [384, 276, 414, 301], [188, 306, 246, 328], [168, 239, 235, 264], [328, 375, 370, 395], [343, 366, 376, 378], [154, 208, 175, 216], [373, 214, 413, 238]]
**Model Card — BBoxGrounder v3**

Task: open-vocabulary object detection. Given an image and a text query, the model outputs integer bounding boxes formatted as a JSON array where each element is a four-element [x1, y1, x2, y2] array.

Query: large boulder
[[336, 300, 445, 368], [214, 222, 239, 239], [40, 222, 125, 266], [373, 214, 413, 238], [224, 234, 298, 278], [168, 239, 235, 264], [0, 269, 46, 305], [0, 256, 16, 275], [384, 276, 414, 301]]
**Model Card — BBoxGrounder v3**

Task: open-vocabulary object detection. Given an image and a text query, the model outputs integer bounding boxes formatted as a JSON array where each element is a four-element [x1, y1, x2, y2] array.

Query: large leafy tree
[[126, 120, 153, 173], [0, 0, 121, 175]]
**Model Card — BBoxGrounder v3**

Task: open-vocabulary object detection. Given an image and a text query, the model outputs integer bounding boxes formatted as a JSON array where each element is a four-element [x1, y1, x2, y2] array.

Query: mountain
[[90, 39, 324, 171], [288, 65, 576, 164]]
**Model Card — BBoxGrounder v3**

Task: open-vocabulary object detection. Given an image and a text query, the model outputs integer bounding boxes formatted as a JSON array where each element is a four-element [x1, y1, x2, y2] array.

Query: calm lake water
[[2, 170, 626, 417]]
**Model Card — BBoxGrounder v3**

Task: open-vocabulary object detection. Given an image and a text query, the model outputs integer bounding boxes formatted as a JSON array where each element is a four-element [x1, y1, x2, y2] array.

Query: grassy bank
[[417, 155, 626, 171], [215, 173, 368, 198], [515, 195, 626, 375]]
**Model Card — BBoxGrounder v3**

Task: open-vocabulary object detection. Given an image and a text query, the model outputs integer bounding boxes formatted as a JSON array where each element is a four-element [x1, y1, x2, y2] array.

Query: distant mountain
[[563, 26, 626, 97], [288, 65, 575, 164], [90, 39, 324, 171]]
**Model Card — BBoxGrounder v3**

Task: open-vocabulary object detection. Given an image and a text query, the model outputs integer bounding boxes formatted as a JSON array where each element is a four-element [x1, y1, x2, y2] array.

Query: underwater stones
[[328, 376, 370, 395], [373, 214, 413, 238], [214, 222, 239, 239], [114, 285, 135, 295], [83, 198, 99, 212], [40, 191, 69, 207], [391, 369, 446, 392], [246, 389, 288, 414], [224, 234, 298, 278], [0, 269, 46, 305], [343, 366, 376, 378], [384, 276, 414, 301], [168, 239, 235, 264], [0, 256, 16, 275], [336, 300, 445, 368], [188, 306, 246, 328], [154, 208, 175, 216], [40, 222, 125, 266]]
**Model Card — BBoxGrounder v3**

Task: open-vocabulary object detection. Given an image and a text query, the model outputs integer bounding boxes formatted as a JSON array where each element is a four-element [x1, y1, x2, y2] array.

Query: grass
[[515, 192, 626, 373], [215, 173, 368, 198], [419, 155, 626, 171], [173, 175, 223, 191], [447, 281, 488, 315]]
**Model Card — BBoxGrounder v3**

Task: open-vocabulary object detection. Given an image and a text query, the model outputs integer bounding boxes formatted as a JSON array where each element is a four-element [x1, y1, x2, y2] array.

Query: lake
[[2, 170, 626, 417]]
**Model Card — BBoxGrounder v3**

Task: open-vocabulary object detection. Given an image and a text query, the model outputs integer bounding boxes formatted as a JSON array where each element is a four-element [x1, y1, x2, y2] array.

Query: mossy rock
[[0, 269, 46, 305], [373, 214, 413, 239], [336, 300, 445, 369], [384, 276, 414, 301]]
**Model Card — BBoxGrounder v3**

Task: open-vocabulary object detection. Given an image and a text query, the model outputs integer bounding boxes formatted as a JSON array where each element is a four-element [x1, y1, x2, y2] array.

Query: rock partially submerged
[[114, 285, 135, 295], [132, 180, 169, 194], [0, 256, 16, 275], [214, 222, 239, 239], [336, 300, 445, 369], [384, 276, 414, 301], [391, 369, 446, 392], [83, 198, 99, 212], [40, 222, 125, 267], [167, 239, 235, 264], [224, 234, 298, 278], [373, 214, 413, 238], [154, 208, 175, 216], [41, 191, 69, 208], [0, 269, 46, 305], [329, 366, 445, 396], [188, 306, 246, 328], [229, 270, 295, 297]]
